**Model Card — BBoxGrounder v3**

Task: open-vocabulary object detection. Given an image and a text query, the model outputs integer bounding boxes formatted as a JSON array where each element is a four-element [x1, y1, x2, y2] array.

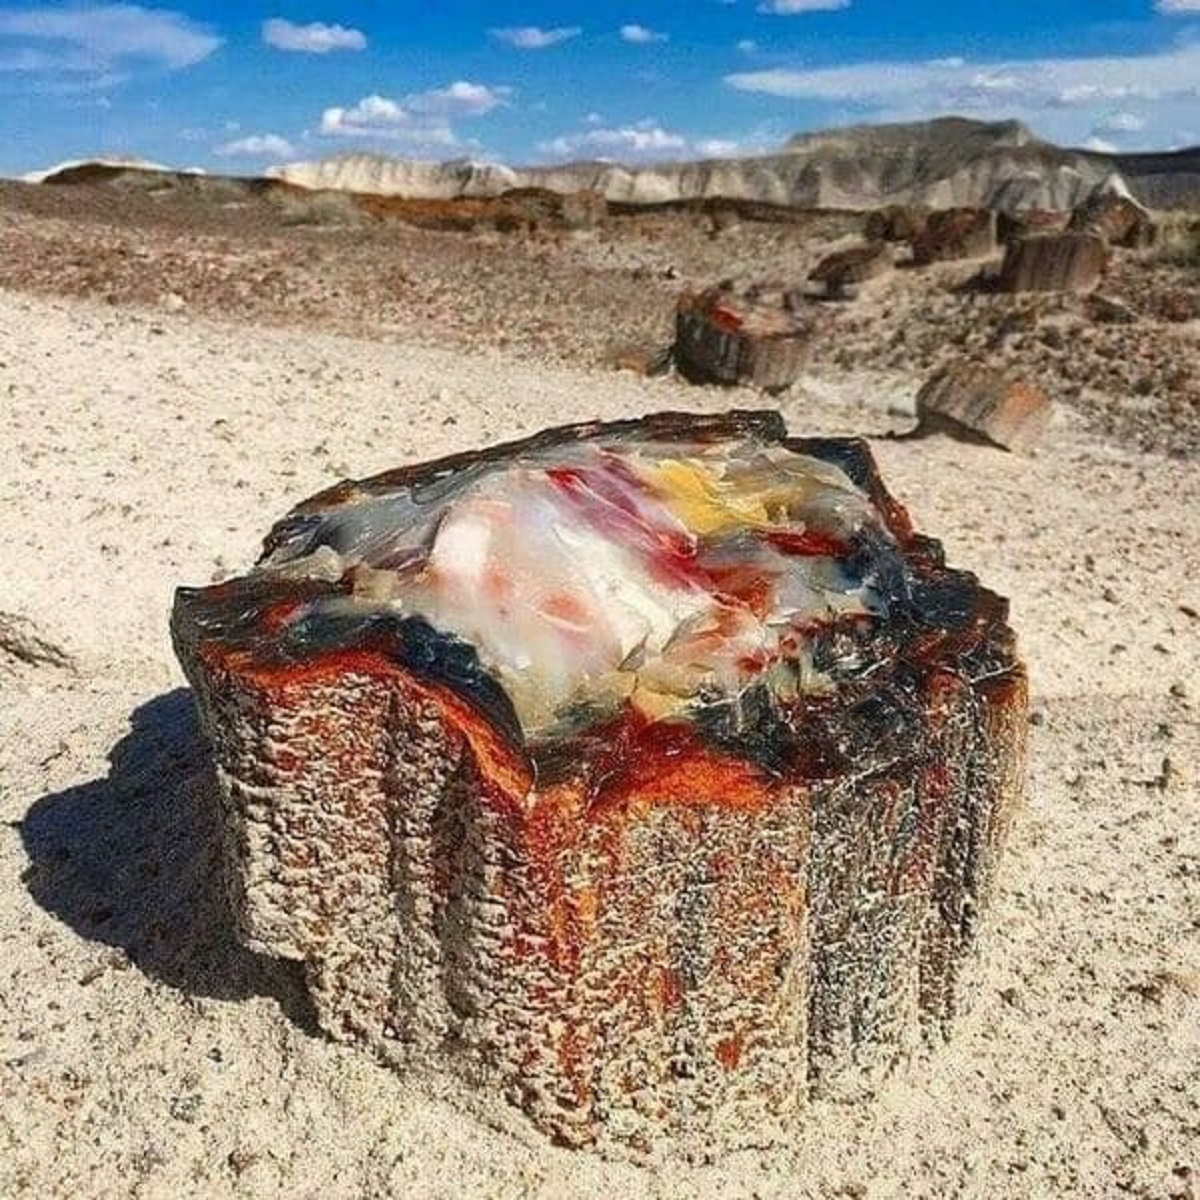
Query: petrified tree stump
[[172, 411, 1026, 1153], [865, 204, 931, 244], [997, 209, 1069, 245], [910, 207, 997, 265], [997, 232, 1108, 293], [674, 286, 819, 392], [808, 241, 893, 300], [1068, 190, 1156, 250], [916, 361, 1052, 453]]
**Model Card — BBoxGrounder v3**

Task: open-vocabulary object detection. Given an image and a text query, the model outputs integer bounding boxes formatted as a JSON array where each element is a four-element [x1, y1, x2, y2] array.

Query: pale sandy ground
[[1, 287, 1198, 1199]]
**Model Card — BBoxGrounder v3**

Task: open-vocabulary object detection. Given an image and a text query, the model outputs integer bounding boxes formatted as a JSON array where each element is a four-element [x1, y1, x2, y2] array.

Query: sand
[[1, 287, 1197, 1198]]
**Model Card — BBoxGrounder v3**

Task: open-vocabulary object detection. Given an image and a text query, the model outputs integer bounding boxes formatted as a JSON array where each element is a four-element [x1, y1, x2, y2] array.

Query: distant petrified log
[[349, 187, 608, 234], [172, 411, 1026, 1152], [910, 207, 997, 265], [808, 241, 893, 300], [917, 361, 1052, 452], [1068, 191, 1156, 249], [997, 209, 1069, 244], [997, 232, 1109, 293], [675, 286, 822, 391], [865, 204, 931, 244]]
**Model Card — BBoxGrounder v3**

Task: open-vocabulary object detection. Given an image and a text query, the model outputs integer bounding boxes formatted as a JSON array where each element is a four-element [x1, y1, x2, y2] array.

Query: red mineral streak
[[545, 462, 708, 592], [707, 566, 773, 615], [764, 529, 849, 558], [260, 597, 307, 632], [710, 305, 744, 333], [582, 710, 773, 817]]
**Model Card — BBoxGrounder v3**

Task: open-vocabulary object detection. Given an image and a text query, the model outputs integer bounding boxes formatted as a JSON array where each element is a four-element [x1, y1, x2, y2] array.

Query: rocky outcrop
[[269, 118, 1178, 213], [35, 119, 1200, 215]]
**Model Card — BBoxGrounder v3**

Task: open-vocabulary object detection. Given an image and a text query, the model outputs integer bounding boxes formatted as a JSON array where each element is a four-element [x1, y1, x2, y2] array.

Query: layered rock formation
[[34, 118, 1200, 215], [267, 117, 1198, 212], [172, 411, 1027, 1152]]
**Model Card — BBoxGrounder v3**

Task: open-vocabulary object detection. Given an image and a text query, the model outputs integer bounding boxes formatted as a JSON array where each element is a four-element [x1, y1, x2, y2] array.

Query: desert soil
[[1, 177, 1198, 457], [0, 239, 1198, 1196]]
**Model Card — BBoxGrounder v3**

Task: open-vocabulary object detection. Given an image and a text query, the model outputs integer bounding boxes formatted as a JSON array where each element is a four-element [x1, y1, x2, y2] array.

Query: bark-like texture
[[917, 361, 1053, 453], [171, 412, 1026, 1153], [674, 289, 818, 392], [998, 232, 1110, 294], [910, 207, 998, 265], [1068, 192, 1157, 250], [808, 242, 893, 300]]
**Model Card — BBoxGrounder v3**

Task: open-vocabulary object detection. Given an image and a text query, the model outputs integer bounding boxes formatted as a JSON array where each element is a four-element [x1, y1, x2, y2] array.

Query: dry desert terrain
[[1, 183, 1198, 1198]]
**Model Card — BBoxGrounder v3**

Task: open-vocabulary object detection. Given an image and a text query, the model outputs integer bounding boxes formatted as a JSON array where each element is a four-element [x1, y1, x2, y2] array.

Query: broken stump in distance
[[674, 285, 820, 392], [910, 207, 998, 265], [1068, 190, 1156, 250], [916, 360, 1052, 453], [865, 204, 931, 244], [997, 232, 1109, 293], [997, 208, 1069, 245], [172, 411, 1027, 1153], [808, 241, 893, 300]]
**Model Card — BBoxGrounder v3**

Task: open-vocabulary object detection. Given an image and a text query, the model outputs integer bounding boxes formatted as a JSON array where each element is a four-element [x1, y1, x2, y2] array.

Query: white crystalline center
[[263, 435, 894, 737]]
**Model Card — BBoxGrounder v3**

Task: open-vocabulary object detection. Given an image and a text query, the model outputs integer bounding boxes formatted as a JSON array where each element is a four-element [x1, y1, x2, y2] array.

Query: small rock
[[228, 1147, 260, 1176], [168, 1093, 202, 1123], [1086, 293, 1138, 325], [0, 611, 74, 673]]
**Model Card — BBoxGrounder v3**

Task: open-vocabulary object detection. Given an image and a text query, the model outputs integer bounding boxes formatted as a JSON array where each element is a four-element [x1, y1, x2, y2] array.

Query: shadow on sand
[[19, 688, 318, 1032]]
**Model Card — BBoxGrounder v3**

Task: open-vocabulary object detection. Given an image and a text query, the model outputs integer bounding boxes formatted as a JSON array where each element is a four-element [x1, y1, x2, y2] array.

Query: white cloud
[[0, 4, 220, 75], [262, 19, 365, 54], [736, 39, 759, 54], [725, 42, 1200, 111], [1156, 0, 1200, 12], [757, 0, 851, 12], [317, 83, 508, 149], [407, 80, 509, 117], [620, 23, 668, 44], [215, 133, 296, 159], [490, 25, 581, 49], [1095, 111, 1147, 134], [694, 137, 743, 157], [539, 122, 688, 160], [725, 42, 1200, 151], [538, 120, 767, 163], [1084, 135, 1118, 153]]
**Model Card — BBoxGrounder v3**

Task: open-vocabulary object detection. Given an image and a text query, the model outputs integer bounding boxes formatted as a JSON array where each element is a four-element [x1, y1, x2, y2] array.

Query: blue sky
[[2, 1, 1199, 176]]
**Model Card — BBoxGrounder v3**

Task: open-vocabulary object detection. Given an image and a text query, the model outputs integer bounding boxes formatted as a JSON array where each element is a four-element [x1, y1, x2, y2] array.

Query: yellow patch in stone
[[653, 458, 772, 535]]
